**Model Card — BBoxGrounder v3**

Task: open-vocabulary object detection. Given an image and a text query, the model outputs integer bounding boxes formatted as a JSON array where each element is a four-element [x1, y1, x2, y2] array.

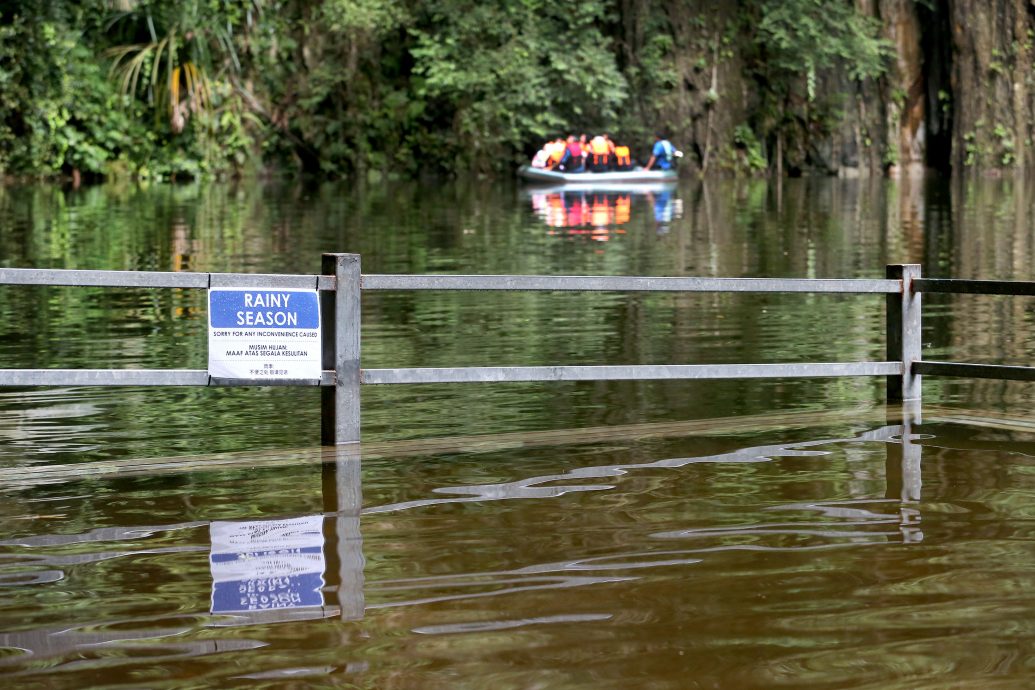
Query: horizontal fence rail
[[0, 260, 920, 445], [0, 267, 335, 291], [0, 369, 211, 387], [362, 362, 902, 385], [906, 278, 1035, 389], [0, 369, 337, 387], [363, 274, 901, 293], [914, 362, 1035, 382], [0, 267, 337, 388], [11, 259, 1035, 445], [913, 278, 1035, 296]]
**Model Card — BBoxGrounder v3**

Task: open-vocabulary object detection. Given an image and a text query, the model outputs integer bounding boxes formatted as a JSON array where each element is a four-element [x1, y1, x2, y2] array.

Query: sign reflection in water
[[209, 516, 327, 613], [0, 409, 931, 678], [528, 183, 683, 240], [206, 449, 365, 622]]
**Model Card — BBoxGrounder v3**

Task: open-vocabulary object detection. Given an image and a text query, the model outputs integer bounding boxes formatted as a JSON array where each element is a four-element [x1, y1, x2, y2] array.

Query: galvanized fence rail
[[4, 255, 1035, 445], [910, 277, 1035, 384], [0, 266, 336, 388], [340, 257, 914, 444]]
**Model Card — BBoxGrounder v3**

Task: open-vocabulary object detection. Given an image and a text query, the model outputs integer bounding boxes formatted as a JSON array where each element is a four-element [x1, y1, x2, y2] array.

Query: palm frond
[[170, 65, 181, 110], [102, 3, 251, 133]]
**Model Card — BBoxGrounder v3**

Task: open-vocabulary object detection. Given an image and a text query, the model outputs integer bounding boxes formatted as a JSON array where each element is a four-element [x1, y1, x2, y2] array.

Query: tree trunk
[[640, 0, 1032, 178], [700, 35, 720, 176], [883, 0, 925, 175], [1011, 0, 1031, 170], [949, 0, 1030, 172]]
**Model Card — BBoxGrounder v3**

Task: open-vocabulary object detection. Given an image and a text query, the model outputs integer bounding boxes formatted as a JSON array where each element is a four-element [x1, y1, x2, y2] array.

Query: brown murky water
[[2, 177, 1035, 687]]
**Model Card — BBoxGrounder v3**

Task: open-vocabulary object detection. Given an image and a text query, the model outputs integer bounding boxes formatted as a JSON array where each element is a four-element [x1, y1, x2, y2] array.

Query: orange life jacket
[[589, 136, 610, 167], [590, 136, 609, 155], [615, 146, 631, 167], [546, 140, 566, 167]]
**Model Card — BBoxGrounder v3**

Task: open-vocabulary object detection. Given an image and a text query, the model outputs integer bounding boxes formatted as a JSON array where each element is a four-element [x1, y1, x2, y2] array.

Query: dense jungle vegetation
[[1, 1, 1031, 181]]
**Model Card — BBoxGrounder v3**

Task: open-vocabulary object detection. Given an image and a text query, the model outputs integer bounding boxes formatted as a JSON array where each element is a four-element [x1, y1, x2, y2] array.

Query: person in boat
[[603, 133, 619, 170], [644, 132, 676, 171], [558, 135, 585, 172], [613, 144, 633, 171], [531, 147, 550, 169], [545, 137, 567, 169], [531, 138, 563, 168], [587, 134, 611, 172]]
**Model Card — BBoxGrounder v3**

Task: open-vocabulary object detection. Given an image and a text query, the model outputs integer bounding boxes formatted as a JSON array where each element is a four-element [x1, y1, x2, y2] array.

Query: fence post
[[885, 400, 923, 542], [322, 446, 365, 620], [321, 253, 361, 445], [886, 264, 922, 402]]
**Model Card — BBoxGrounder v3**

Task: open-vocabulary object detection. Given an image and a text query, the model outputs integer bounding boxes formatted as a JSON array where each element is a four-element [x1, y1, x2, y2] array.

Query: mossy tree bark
[[948, 0, 1034, 172]]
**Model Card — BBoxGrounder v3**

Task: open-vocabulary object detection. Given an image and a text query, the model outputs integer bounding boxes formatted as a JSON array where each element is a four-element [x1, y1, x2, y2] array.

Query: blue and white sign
[[208, 288, 321, 380], [209, 516, 326, 614]]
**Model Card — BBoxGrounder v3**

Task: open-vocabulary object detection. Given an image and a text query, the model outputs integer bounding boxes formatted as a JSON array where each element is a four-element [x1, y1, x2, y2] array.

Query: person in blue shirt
[[644, 132, 675, 170]]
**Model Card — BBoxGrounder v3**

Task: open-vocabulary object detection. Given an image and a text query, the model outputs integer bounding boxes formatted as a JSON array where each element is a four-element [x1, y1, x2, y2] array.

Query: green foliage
[[733, 124, 767, 172], [883, 143, 899, 167], [322, 0, 407, 34], [994, 123, 1015, 166], [409, 0, 626, 173], [963, 131, 978, 166], [0, 2, 149, 177], [0, 0, 258, 180], [103, 0, 266, 176], [0, 0, 904, 180], [755, 0, 893, 81], [745, 0, 893, 173]]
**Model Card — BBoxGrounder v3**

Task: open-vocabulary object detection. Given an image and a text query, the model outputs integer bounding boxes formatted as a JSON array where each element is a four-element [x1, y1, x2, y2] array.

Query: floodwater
[[2, 176, 1035, 687]]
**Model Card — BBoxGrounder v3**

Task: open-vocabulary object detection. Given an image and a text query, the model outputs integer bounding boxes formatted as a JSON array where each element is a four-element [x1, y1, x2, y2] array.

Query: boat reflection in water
[[527, 182, 683, 240]]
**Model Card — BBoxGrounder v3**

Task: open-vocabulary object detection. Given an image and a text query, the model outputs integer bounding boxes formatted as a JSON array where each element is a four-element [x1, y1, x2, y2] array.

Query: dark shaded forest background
[[1, 0, 1032, 181]]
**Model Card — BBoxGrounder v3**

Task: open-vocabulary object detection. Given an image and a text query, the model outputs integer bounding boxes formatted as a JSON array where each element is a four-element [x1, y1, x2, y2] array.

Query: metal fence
[[3, 254, 1034, 445]]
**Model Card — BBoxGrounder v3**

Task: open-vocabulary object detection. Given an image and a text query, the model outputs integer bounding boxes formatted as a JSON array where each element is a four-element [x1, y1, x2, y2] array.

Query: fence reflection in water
[[0, 406, 928, 669]]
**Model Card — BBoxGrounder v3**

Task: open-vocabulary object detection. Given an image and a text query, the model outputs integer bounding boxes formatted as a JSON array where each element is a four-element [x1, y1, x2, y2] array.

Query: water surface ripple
[[3, 178, 1035, 686], [0, 417, 1030, 686]]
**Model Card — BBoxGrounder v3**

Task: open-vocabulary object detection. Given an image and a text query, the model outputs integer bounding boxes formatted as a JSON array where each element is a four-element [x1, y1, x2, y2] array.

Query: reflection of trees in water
[[923, 177, 1035, 410], [0, 417, 934, 671], [5, 178, 1035, 451]]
